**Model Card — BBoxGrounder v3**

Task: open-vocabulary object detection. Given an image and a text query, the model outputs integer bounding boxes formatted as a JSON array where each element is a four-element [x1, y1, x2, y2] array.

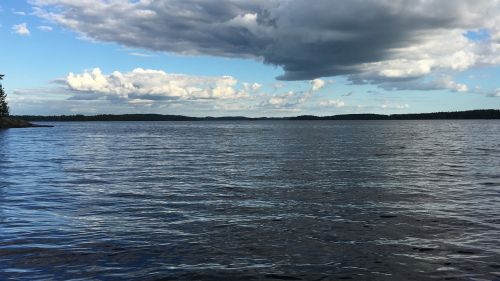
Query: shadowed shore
[[0, 117, 53, 129]]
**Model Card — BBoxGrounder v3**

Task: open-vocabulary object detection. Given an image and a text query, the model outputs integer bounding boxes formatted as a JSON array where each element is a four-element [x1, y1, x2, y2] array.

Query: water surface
[[1, 121, 499, 280]]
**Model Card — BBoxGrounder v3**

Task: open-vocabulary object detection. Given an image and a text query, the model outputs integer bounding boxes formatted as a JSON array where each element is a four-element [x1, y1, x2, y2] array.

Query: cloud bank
[[65, 68, 250, 101], [54, 68, 341, 115], [33, 0, 500, 85]]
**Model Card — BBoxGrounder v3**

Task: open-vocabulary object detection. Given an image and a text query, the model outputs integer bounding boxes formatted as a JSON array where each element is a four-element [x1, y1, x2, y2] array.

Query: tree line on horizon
[[13, 109, 500, 122], [0, 74, 10, 118], [290, 109, 500, 120]]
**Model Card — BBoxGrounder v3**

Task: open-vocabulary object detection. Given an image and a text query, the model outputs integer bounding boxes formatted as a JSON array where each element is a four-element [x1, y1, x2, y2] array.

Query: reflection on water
[[0, 120, 499, 280]]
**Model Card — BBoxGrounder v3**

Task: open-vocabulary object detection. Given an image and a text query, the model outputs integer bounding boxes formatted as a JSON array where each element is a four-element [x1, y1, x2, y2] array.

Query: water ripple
[[1, 120, 499, 280]]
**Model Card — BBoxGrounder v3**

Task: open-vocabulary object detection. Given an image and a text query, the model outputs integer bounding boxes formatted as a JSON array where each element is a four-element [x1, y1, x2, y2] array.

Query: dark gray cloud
[[34, 0, 500, 81]]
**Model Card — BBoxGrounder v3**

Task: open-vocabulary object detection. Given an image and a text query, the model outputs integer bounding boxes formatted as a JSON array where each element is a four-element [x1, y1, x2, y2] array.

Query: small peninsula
[[0, 74, 51, 129], [0, 117, 34, 129], [0, 117, 52, 129]]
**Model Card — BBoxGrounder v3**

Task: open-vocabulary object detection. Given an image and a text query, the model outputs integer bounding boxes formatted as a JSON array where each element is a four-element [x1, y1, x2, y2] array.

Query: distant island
[[12, 109, 500, 122]]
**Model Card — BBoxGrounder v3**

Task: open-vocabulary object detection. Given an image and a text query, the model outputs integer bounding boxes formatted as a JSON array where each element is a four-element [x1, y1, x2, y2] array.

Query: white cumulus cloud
[[381, 103, 410, 110], [12, 23, 30, 35], [494, 89, 500, 97], [66, 68, 251, 101], [319, 99, 345, 108], [311, 79, 326, 91]]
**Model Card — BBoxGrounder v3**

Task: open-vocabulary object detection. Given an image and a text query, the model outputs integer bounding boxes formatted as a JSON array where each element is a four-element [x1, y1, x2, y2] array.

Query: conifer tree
[[0, 74, 9, 117]]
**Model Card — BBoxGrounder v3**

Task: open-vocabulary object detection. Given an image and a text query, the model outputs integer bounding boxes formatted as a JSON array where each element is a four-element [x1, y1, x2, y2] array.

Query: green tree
[[0, 74, 9, 117]]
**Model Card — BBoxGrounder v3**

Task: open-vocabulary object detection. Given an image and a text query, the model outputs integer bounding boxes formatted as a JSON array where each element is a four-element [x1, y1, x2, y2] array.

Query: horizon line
[[10, 109, 500, 121]]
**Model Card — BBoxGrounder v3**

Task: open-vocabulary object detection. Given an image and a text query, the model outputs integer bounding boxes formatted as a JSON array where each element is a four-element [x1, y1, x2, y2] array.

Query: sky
[[0, 0, 499, 117]]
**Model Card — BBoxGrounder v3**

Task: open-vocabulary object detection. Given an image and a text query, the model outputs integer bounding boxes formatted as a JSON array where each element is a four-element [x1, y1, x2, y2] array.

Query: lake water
[[0, 121, 499, 280]]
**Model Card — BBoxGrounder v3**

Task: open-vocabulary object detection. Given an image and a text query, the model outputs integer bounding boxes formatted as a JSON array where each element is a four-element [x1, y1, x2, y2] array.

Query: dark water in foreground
[[0, 121, 499, 280]]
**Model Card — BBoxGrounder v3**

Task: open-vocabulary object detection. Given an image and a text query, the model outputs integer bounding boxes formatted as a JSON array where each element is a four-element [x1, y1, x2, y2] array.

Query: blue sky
[[0, 0, 499, 117]]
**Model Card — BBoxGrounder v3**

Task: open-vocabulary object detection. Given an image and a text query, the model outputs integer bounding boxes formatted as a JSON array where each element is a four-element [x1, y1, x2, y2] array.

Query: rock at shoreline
[[0, 117, 52, 129]]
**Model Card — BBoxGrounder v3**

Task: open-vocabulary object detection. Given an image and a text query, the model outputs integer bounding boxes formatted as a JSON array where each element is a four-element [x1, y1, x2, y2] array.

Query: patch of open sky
[[455, 66, 500, 91], [465, 29, 491, 41]]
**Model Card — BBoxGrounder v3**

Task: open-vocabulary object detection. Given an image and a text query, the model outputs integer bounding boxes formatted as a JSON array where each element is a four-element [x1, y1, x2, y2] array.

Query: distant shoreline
[[12, 109, 500, 122]]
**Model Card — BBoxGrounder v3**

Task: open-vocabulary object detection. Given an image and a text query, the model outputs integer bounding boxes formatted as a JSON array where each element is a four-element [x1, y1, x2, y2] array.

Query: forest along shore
[[12, 109, 500, 122]]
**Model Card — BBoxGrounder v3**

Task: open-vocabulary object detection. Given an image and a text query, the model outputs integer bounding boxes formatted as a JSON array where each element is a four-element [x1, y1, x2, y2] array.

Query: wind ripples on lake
[[0, 121, 499, 280]]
